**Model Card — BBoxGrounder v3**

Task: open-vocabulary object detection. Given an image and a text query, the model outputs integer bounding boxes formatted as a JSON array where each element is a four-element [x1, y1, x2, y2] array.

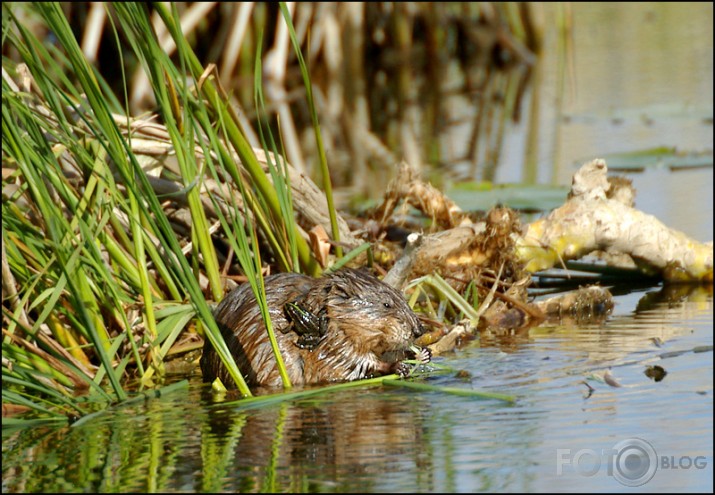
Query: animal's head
[[318, 268, 425, 354]]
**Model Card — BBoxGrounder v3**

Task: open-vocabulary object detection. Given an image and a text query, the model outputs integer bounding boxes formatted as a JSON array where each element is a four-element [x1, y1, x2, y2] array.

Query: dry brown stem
[[371, 161, 472, 230]]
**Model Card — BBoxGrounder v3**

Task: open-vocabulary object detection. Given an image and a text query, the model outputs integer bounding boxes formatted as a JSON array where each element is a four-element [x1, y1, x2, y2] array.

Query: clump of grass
[[3, 2, 522, 422], [2, 1, 333, 418]]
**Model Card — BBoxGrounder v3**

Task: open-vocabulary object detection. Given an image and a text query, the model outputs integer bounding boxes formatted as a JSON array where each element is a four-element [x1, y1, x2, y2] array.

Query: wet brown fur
[[200, 268, 425, 389]]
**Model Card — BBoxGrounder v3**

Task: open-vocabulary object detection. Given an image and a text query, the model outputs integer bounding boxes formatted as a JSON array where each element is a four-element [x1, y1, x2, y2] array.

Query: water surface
[[2, 285, 712, 492]]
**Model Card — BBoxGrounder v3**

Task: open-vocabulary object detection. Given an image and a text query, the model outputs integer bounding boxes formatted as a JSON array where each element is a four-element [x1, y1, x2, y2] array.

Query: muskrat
[[200, 267, 429, 389]]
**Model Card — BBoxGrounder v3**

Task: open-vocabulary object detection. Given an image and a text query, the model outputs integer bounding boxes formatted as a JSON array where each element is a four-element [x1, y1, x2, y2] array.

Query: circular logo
[[611, 438, 658, 487]]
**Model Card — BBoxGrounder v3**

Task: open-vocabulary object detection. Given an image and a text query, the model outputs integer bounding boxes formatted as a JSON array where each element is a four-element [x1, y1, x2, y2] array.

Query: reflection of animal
[[207, 394, 427, 486], [200, 268, 428, 389]]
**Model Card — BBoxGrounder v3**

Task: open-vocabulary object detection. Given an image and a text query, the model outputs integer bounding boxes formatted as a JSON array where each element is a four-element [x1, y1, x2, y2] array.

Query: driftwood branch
[[516, 159, 713, 282], [382, 159, 713, 285]]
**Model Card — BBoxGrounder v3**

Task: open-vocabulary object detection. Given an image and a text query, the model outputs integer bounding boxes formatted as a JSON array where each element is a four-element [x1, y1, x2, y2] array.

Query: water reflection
[[3, 284, 711, 492], [202, 390, 433, 492]]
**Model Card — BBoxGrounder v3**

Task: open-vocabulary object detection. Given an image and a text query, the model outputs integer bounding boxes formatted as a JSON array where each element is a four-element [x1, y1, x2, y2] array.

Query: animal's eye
[[383, 302, 392, 309]]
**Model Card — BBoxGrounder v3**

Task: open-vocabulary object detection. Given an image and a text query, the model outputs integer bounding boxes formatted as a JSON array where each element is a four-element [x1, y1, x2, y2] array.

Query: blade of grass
[[152, 2, 320, 277], [212, 103, 293, 389], [211, 371, 516, 410], [254, 32, 299, 272], [278, 2, 342, 259], [382, 379, 516, 403], [109, 3, 253, 396], [406, 273, 482, 325]]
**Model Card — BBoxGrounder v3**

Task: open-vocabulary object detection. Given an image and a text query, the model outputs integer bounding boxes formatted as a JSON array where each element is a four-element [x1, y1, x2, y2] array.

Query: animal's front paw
[[393, 361, 411, 378], [411, 345, 432, 365]]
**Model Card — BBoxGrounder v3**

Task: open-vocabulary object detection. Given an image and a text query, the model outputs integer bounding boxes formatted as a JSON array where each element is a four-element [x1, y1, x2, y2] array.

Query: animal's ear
[[336, 289, 353, 303], [328, 282, 351, 301]]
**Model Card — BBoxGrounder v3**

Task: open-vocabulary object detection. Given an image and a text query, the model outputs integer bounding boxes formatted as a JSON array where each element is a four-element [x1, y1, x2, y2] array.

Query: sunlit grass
[[3, 1, 321, 417], [2, 2, 525, 424], [1, 1, 367, 419]]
